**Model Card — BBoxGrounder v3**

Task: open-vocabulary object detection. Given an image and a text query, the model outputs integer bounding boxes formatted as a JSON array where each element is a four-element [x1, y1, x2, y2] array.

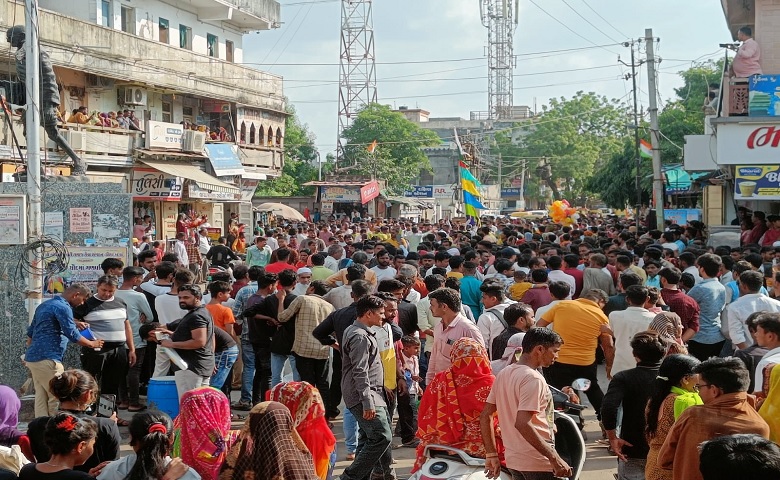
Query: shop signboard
[[204, 144, 245, 176], [206, 227, 222, 242], [188, 183, 241, 201], [132, 168, 183, 201], [404, 185, 433, 198], [43, 246, 130, 295], [321, 201, 334, 214], [501, 187, 523, 198], [734, 165, 780, 200], [664, 209, 702, 226], [145, 121, 184, 150], [320, 186, 361, 202], [717, 123, 780, 164], [433, 184, 455, 199], [360, 181, 380, 204]]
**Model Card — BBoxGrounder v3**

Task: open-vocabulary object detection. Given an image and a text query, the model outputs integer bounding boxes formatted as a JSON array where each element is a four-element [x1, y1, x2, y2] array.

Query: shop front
[[305, 179, 382, 220]]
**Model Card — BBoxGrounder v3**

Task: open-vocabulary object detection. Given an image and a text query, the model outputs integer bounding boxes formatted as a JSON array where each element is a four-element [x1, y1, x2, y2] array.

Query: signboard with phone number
[[734, 165, 780, 201]]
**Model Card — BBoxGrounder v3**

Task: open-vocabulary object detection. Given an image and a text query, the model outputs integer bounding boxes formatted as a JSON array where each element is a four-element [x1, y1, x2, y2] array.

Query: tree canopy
[[339, 103, 440, 195]]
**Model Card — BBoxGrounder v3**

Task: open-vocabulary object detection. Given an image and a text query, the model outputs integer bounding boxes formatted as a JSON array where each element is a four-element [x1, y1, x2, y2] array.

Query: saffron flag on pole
[[640, 139, 652, 159], [367, 139, 378, 153]]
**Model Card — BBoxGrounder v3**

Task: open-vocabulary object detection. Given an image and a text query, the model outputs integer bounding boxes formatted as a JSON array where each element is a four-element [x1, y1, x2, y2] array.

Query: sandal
[[116, 418, 130, 427]]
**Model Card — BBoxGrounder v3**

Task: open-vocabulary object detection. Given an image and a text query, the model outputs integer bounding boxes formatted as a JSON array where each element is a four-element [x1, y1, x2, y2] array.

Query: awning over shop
[[138, 158, 240, 195], [384, 195, 434, 209], [662, 164, 710, 195], [242, 171, 268, 180], [204, 144, 245, 177]]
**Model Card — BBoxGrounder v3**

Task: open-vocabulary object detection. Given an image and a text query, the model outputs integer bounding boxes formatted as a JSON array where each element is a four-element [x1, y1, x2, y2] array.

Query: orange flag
[[367, 139, 378, 153]]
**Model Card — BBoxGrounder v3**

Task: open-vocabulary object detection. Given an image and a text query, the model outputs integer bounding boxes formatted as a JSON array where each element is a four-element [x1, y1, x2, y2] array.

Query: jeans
[[271, 353, 300, 387], [252, 345, 272, 404], [294, 354, 330, 403], [509, 471, 557, 480], [617, 457, 646, 480], [396, 392, 418, 443], [327, 349, 342, 419], [119, 347, 146, 405], [341, 404, 394, 480], [80, 344, 128, 396], [343, 407, 359, 454], [544, 361, 604, 420], [210, 346, 239, 390], [239, 337, 256, 403]]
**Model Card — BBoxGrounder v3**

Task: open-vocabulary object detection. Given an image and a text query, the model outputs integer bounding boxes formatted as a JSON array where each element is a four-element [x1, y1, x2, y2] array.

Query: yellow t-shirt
[[541, 298, 609, 366], [508, 281, 532, 301], [446, 271, 464, 279]]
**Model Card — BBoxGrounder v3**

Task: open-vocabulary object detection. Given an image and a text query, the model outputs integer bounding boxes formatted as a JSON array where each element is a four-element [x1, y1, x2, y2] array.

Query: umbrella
[[254, 202, 307, 221]]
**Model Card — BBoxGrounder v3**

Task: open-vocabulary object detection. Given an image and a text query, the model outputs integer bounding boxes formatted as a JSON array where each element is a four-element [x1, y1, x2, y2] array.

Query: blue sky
[[243, 0, 731, 156]]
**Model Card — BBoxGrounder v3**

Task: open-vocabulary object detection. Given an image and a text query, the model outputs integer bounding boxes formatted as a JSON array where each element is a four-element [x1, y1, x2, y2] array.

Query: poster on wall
[[734, 165, 780, 200], [43, 246, 130, 295], [0, 205, 21, 244], [321, 201, 334, 215], [44, 211, 64, 240], [93, 214, 125, 246], [69, 208, 92, 233]]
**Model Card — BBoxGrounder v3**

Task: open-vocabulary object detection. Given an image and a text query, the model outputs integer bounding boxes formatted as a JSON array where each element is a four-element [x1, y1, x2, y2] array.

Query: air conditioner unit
[[86, 74, 114, 89], [123, 87, 147, 106], [182, 130, 206, 153], [63, 130, 86, 151]]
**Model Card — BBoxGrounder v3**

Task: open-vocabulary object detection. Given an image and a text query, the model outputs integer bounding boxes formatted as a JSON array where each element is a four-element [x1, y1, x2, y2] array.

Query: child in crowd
[[508, 270, 531, 301], [395, 335, 421, 449]]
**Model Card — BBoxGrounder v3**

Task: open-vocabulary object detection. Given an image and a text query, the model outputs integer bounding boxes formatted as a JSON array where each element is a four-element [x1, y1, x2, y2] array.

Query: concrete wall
[[756, 0, 780, 74]]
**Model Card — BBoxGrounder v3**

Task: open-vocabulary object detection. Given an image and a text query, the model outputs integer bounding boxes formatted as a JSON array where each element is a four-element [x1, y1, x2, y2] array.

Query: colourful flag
[[463, 191, 485, 209], [462, 178, 480, 197], [640, 139, 652, 159], [464, 203, 480, 218], [367, 139, 378, 153]]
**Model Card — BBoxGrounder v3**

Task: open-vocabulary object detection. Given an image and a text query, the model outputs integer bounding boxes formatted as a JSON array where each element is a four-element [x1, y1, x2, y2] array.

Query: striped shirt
[[74, 296, 128, 343]]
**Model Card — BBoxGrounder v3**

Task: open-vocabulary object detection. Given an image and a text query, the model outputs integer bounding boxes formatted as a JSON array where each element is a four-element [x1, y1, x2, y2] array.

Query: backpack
[[485, 307, 508, 330]]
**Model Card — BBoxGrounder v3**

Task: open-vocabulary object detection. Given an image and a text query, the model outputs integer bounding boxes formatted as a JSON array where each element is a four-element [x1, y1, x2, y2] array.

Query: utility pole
[[25, 0, 43, 320], [645, 28, 664, 230], [619, 41, 643, 211]]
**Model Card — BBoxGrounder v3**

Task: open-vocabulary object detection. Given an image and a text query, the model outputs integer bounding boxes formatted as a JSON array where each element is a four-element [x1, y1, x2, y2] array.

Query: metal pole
[[316, 151, 322, 181], [630, 42, 642, 210], [645, 28, 664, 230], [25, 0, 43, 320]]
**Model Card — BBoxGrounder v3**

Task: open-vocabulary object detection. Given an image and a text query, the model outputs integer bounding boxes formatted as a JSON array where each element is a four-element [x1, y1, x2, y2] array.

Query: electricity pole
[[619, 41, 643, 211], [25, 0, 43, 320], [645, 28, 664, 230]]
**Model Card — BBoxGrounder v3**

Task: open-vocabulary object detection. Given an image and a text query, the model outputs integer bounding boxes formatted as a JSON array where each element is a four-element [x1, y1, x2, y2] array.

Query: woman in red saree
[[270, 381, 336, 480], [413, 337, 503, 472]]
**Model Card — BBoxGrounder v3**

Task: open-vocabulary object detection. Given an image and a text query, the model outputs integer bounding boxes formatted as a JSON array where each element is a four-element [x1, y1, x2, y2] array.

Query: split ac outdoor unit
[[182, 130, 206, 153], [123, 87, 147, 106], [64, 130, 86, 151]]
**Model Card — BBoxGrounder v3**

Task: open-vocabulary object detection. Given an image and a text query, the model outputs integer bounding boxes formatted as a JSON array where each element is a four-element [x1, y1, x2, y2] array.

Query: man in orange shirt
[[205, 281, 237, 340], [537, 288, 615, 422]]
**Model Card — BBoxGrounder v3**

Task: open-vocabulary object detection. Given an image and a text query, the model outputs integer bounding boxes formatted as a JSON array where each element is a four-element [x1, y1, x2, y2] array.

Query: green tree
[[340, 103, 440, 195], [513, 92, 628, 202], [255, 104, 319, 197]]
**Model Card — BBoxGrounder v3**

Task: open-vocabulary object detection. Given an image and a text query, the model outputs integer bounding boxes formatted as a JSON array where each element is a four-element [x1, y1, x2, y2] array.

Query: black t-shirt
[[214, 325, 236, 352], [19, 464, 92, 480], [245, 294, 297, 350], [27, 413, 120, 472], [206, 245, 237, 267], [170, 306, 214, 377]]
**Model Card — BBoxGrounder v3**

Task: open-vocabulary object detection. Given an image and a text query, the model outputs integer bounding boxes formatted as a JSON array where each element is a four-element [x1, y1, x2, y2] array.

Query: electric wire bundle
[[15, 235, 69, 279]]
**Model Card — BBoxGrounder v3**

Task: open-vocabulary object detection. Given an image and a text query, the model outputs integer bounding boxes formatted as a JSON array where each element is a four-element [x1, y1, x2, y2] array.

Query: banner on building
[[44, 246, 130, 295], [321, 201, 334, 215], [404, 185, 433, 198], [320, 186, 361, 202], [734, 165, 780, 200], [360, 181, 380, 204], [132, 168, 183, 201]]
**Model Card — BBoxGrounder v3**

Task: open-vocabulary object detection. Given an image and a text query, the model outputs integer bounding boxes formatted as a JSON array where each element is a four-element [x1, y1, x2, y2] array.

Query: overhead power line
[[559, 0, 623, 44], [526, 0, 620, 55], [578, 0, 630, 39]]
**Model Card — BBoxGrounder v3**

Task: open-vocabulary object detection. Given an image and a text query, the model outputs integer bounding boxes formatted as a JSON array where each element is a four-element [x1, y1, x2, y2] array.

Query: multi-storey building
[[0, 0, 283, 238]]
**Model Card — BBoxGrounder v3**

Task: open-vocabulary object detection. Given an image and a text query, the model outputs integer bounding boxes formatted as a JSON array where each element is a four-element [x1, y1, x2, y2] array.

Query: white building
[[0, 0, 284, 238]]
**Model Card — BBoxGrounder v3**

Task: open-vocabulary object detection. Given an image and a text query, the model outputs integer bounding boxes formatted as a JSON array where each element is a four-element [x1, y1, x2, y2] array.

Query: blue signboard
[[204, 144, 245, 176], [501, 187, 524, 198], [404, 185, 433, 198]]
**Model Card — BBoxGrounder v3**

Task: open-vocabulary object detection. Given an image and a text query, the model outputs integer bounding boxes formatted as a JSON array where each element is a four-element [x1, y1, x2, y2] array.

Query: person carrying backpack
[[477, 279, 516, 359]]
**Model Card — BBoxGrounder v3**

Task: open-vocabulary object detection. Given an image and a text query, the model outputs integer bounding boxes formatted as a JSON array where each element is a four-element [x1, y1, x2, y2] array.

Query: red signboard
[[360, 180, 380, 204]]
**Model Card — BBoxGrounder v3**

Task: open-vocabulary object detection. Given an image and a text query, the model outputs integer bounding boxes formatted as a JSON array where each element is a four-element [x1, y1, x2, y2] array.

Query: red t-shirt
[[265, 261, 296, 274]]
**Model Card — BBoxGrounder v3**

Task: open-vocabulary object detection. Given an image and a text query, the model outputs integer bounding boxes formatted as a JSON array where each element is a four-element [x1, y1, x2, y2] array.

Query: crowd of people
[[64, 107, 141, 131], [13, 210, 780, 480]]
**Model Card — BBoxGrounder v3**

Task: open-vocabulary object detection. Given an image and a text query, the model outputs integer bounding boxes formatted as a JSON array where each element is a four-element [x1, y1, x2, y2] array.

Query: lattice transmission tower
[[336, 0, 377, 165], [480, 0, 519, 120]]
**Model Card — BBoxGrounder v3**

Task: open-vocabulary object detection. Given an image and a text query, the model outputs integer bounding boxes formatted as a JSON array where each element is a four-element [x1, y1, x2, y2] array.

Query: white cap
[[297, 267, 312, 275]]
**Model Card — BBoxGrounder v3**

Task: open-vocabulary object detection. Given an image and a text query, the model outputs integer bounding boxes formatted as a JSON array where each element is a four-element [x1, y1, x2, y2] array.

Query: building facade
[[0, 0, 283, 239]]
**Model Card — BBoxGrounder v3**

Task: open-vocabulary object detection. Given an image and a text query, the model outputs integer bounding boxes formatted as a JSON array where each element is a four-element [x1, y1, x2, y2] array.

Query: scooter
[[409, 410, 586, 480]]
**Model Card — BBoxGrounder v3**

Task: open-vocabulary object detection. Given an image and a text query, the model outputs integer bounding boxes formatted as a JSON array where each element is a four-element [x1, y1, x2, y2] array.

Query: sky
[[242, 0, 732, 156]]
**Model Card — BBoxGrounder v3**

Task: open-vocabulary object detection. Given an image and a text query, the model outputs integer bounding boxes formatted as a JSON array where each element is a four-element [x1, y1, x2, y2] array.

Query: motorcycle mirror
[[572, 378, 591, 391]]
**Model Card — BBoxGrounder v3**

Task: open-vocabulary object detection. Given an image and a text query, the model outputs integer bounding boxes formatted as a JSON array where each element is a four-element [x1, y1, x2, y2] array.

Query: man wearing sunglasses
[[159, 284, 215, 388]]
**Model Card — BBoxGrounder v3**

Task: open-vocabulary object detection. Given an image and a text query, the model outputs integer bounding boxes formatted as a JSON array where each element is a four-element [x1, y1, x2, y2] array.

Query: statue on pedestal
[[6, 25, 86, 175]]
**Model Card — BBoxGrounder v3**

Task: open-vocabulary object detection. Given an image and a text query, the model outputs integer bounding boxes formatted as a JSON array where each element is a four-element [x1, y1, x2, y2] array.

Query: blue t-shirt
[[25, 296, 83, 363]]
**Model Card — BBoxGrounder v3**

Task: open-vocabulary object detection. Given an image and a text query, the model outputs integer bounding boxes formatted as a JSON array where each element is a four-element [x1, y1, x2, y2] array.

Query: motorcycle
[[409, 387, 587, 480]]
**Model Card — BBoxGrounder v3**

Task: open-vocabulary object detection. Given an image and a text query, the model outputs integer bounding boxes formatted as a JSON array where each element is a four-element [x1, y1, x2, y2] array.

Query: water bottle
[[81, 327, 101, 351], [404, 370, 413, 390]]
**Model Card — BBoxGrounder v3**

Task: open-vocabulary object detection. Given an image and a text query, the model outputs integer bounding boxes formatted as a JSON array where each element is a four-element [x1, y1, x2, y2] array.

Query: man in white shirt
[[424, 251, 452, 277], [477, 279, 515, 359], [324, 244, 344, 272], [679, 252, 702, 285], [727, 271, 780, 350], [293, 267, 312, 296], [609, 285, 656, 376], [173, 232, 189, 267], [753, 312, 780, 393], [370, 250, 397, 282], [535, 281, 570, 320], [547, 256, 575, 300], [323, 264, 365, 310]]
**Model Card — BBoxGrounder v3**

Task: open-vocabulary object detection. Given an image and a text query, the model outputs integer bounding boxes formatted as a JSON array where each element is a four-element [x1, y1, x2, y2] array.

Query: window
[[159, 18, 169, 44], [207, 34, 218, 58], [162, 102, 172, 123], [182, 107, 193, 124], [100, 0, 111, 27], [120, 6, 136, 34], [179, 25, 192, 50], [225, 40, 234, 63]]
